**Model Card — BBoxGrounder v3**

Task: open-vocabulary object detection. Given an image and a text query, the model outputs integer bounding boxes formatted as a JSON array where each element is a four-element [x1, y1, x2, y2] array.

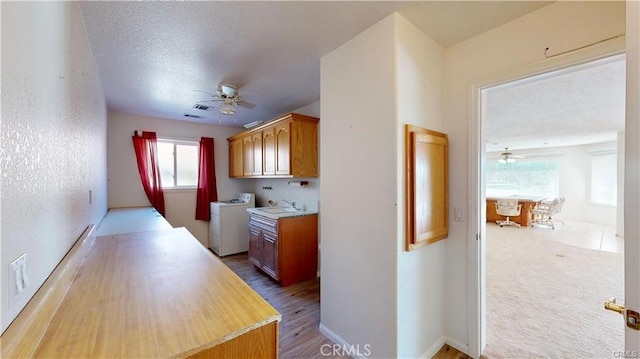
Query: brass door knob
[[604, 297, 625, 314]]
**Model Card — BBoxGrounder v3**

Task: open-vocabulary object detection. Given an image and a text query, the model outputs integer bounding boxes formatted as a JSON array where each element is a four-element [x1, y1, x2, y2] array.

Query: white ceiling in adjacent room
[[484, 55, 626, 152]]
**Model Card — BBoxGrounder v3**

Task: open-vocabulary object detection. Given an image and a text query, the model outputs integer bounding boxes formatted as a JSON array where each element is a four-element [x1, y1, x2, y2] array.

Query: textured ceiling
[[485, 55, 626, 153], [79, 1, 555, 130]]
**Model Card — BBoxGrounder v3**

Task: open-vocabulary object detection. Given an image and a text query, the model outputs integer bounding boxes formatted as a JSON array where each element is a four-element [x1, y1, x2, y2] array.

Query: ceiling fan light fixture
[[220, 102, 236, 115]]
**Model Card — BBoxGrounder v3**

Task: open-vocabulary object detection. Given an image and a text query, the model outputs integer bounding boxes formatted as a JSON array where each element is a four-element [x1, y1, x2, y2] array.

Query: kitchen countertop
[[247, 207, 318, 219]]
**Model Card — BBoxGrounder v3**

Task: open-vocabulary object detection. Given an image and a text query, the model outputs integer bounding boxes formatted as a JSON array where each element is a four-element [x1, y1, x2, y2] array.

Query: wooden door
[[261, 231, 278, 279], [263, 126, 276, 176], [228, 138, 243, 178], [248, 226, 262, 267], [252, 132, 263, 176], [242, 135, 253, 177], [275, 120, 291, 175]]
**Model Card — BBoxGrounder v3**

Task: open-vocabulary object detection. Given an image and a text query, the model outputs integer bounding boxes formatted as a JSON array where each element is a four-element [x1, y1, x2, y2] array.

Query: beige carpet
[[483, 223, 625, 358]]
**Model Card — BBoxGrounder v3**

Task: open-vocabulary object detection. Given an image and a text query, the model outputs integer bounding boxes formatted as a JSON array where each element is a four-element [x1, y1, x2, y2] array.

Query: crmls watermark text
[[614, 350, 639, 358], [320, 344, 372, 357]]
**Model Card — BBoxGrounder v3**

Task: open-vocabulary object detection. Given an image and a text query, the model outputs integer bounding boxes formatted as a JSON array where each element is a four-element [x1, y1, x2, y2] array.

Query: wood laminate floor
[[220, 253, 349, 359], [434, 345, 472, 359], [221, 253, 471, 359]]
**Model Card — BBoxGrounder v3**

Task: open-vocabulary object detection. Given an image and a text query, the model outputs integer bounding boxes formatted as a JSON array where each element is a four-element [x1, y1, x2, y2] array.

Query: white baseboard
[[421, 336, 446, 358], [421, 336, 470, 359], [445, 336, 469, 357], [319, 325, 471, 359], [318, 323, 370, 359]]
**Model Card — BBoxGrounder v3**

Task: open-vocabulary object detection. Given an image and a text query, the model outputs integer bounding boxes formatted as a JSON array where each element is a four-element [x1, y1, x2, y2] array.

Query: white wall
[[320, 13, 447, 358], [107, 111, 249, 246], [320, 15, 398, 358], [1, 2, 108, 333], [443, 1, 626, 353], [394, 15, 448, 358]]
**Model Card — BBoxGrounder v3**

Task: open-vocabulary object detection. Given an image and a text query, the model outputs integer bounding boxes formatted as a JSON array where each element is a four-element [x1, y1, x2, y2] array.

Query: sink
[[258, 207, 300, 214]]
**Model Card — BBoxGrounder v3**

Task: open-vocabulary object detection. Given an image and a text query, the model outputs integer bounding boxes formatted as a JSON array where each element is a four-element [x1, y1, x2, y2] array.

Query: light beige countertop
[[247, 207, 319, 220], [33, 227, 281, 358]]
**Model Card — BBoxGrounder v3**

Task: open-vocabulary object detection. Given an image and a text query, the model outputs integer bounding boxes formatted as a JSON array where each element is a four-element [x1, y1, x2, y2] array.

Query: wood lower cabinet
[[248, 212, 318, 286], [228, 113, 318, 178]]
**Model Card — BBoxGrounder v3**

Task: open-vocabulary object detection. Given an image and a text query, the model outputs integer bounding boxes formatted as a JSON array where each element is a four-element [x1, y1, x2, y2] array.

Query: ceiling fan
[[498, 147, 525, 164], [194, 83, 256, 121]]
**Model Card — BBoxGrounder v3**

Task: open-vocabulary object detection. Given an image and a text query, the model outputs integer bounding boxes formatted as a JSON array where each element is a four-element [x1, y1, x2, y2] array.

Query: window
[[157, 139, 199, 188], [591, 152, 617, 206], [486, 157, 559, 199]]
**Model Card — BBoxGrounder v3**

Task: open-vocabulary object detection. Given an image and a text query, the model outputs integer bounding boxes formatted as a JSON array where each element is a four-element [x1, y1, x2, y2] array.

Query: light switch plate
[[9, 253, 28, 306], [454, 206, 465, 222]]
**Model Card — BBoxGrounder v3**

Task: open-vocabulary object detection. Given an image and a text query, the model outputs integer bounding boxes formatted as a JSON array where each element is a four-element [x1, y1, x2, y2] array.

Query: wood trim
[[182, 322, 279, 359], [227, 113, 319, 142], [0, 225, 97, 358]]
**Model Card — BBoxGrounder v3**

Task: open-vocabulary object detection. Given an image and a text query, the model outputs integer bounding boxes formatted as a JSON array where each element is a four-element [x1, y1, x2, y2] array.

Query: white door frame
[[624, 0, 640, 354], [467, 38, 626, 358]]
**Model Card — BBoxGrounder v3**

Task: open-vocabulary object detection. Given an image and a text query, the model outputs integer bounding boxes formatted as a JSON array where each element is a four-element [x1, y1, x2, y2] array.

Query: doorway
[[468, 48, 628, 357]]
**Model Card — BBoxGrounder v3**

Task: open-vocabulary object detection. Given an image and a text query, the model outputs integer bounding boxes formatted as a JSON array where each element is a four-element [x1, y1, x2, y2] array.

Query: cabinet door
[[275, 120, 291, 175], [405, 125, 448, 251], [252, 132, 263, 176], [229, 138, 243, 178], [261, 231, 278, 279], [248, 226, 262, 267], [263, 126, 276, 176], [242, 135, 254, 176]]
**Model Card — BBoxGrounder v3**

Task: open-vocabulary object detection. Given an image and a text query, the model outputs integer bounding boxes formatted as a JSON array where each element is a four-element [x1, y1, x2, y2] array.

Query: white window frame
[[157, 138, 199, 190], [590, 150, 617, 206]]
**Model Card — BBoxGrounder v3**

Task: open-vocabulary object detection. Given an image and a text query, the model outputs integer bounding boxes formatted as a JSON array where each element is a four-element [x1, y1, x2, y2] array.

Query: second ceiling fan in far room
[[498, 147, 526, 164]]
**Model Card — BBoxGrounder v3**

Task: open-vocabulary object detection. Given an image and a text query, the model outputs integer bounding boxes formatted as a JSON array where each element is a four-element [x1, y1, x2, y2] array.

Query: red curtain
[[195, 137, 218, 220], [132, 131, 165, 216]]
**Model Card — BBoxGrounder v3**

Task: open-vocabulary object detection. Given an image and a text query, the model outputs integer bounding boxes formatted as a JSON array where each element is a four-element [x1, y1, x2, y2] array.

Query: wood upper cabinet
[[274, 120, 291, 175], [262, 126, 276, 176], [229, 138, 243, 178], [242, 135, 254, 177], [252, 132, 263, 176], [227, 113, 318, 178]]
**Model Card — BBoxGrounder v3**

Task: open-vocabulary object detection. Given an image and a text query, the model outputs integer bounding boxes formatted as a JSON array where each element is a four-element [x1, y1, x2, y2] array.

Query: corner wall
[[320, 15, 398, 357], [1, 2, 108, 333], [394, 14, 448, 358]]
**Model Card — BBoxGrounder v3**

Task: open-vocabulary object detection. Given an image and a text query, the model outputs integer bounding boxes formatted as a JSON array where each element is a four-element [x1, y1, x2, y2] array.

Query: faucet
[[281, 199, 297, 209]]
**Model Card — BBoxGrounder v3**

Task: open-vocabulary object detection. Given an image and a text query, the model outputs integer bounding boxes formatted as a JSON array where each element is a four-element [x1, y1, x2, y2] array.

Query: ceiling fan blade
[[237, 100, 256, 109], [193, 90, 215, 96]]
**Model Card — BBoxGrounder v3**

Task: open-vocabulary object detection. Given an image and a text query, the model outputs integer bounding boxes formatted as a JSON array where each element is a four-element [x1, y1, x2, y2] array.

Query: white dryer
[[209, 193, 255, 256]]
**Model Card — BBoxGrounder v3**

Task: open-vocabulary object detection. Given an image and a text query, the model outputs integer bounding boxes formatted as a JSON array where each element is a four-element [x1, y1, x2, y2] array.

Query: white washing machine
[[209, 193, 255, 256]]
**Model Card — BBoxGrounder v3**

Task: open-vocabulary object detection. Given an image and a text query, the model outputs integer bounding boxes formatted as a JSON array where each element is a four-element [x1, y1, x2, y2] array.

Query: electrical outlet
[[9, 253, 29, 306]]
